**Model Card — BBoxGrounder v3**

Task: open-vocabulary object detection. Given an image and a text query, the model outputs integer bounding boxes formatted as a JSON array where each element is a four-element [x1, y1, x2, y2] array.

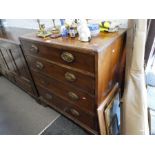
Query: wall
[[3, 19, 128, 29], [3, 19, 61, 29]]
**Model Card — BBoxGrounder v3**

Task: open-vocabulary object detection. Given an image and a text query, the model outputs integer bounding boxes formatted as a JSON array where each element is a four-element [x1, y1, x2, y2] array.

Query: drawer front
[[21, 40, 95, 73], [37, 85, 97, 131], [26, 56, 95, 94], [31, 70, 95, 113]]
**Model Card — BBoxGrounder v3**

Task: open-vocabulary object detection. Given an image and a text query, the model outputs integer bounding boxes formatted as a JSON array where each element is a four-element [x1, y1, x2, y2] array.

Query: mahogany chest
[[20, 29, 127, 134]]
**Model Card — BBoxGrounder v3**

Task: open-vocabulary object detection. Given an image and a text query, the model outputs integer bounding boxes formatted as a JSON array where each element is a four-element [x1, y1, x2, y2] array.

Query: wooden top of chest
[[20, 29, 127, 53]]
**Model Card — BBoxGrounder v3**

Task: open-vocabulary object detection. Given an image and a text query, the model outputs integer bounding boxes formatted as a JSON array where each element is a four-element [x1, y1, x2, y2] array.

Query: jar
[[69, 27, 76, 38], [88, 24, 100, 37], [61, 25, 68, 37]]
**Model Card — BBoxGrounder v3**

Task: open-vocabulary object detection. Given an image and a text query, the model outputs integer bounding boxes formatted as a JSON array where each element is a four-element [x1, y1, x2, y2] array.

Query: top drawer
[[20, 40, 95, 74]]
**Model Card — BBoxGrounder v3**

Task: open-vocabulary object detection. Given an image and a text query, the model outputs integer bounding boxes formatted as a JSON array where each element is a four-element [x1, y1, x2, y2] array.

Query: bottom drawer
[[37, 85, 98, 133]]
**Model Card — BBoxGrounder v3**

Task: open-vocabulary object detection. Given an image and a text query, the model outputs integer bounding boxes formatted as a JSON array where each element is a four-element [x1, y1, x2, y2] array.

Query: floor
[[41, 116, 88, 135], [1, 71, 154, 135], [0, 76, 89, 135]]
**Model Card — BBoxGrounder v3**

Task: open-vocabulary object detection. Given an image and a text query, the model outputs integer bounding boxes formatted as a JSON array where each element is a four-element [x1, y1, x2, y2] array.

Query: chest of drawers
[[20, 29, 127, 134]]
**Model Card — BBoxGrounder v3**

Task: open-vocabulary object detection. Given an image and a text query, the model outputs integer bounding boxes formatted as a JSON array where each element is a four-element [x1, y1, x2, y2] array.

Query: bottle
[[69, 26, 76, 38], [60, 19, 68, 38]]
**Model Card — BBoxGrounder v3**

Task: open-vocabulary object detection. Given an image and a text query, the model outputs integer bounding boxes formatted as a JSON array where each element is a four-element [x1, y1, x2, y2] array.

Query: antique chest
[[20, 29, 126, 134]]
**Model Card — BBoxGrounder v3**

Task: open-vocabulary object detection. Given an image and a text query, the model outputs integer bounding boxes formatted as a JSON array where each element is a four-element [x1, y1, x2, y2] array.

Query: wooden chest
[[20, 29, 127, 134], [0, 27, 38, 97]]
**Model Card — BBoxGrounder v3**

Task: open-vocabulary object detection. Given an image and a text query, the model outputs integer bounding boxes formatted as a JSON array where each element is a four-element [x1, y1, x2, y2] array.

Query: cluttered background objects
[[36, 19, 125, 42]]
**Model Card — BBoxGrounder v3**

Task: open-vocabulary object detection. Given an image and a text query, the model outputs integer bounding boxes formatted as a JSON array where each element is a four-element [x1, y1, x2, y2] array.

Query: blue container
[[61, 25, 68, 37], [88, 24, 100, 37], [60, 19, 65, 26]]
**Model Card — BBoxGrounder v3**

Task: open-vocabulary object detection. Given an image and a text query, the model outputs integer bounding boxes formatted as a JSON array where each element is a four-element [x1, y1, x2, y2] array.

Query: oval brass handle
[[61, 52, 75, 63], [30, 44, 38, 53], [65, 72, 76, 82], [36, 61, 44, 70], [45, 93, 52, 100], [70, 109, 80, 116], [68, 92, 79, 101]]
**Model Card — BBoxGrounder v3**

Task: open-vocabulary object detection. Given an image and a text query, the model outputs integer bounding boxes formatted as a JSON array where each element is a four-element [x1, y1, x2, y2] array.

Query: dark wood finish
[[20, 29, 125, 53], [21, 39, 95, 74], [26, 55, 95, 94], [0, 27, 37, 97], [20, 29, 127, 134], [96, 34, 125, 105], [31, 70, 95, 114], [37, 85, 98, 132]]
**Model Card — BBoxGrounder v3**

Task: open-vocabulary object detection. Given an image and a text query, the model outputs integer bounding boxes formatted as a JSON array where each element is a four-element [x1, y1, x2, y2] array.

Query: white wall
[[4, 19, 128, 29], [4, 19, 61, 29]]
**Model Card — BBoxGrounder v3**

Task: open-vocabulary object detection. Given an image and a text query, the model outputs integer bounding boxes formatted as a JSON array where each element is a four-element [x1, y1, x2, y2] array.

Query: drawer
[[26, 56, 95, 94], [21, 40, 95, 73], [32, 70, 95, 114], [37, 85, 98, 131]]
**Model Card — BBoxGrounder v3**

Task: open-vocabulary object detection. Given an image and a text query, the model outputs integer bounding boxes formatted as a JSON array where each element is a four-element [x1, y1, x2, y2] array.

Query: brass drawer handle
[[36, 61, 44, 70], [70, 109, 80, 116], [30, 44, 38, 53], [65, 72, 76, 82], [61, 52, 75, 63], [68, 92, 79, 101], [45, 93, 53, 100]]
